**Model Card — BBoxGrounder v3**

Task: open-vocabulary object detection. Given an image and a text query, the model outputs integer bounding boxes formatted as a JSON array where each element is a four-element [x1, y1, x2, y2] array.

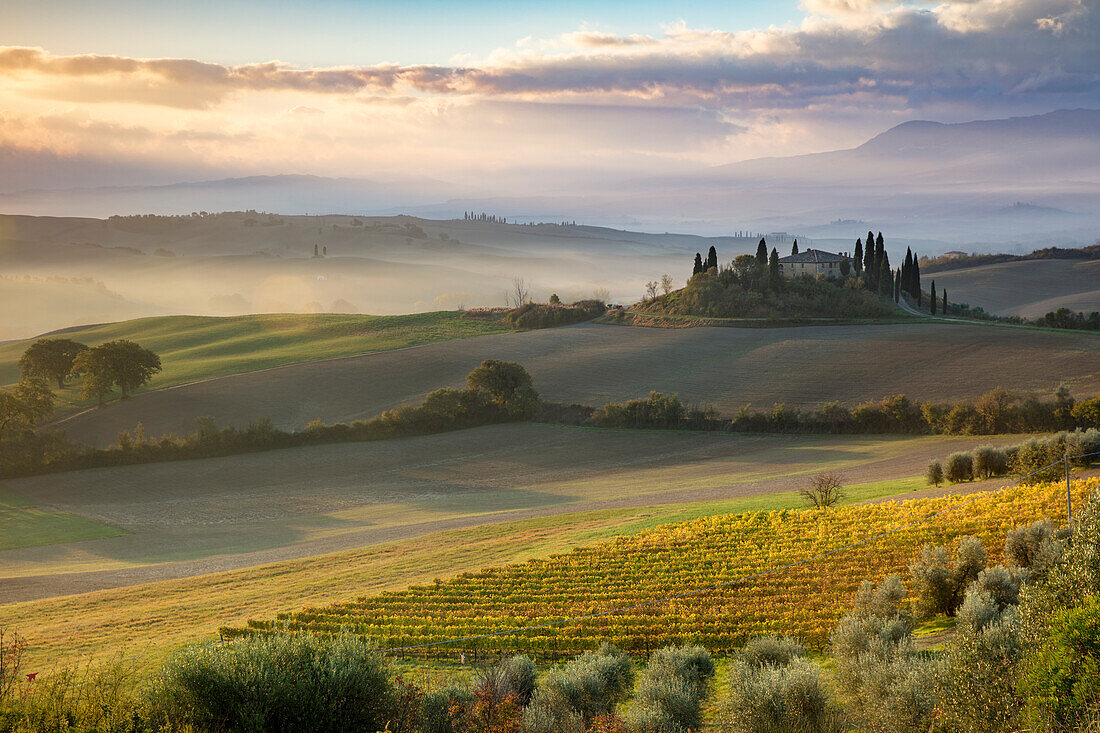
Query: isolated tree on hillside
[[465, 359, 539, 418], [549, 293, 561, 304], [0, 378, 54, 438], [853, 238, 863, 275], [706, 246, 718, 271], [791, 240, 799, 255], [71, 340, 161, 403], [693, 252, 703, 275], [660, 273, 674, 295], [18, 338, 88, 389], [756, 238, 768, 268], [930, 281, 937, 315], [942, 289, 948, 315], [645, 280, 660, 301]]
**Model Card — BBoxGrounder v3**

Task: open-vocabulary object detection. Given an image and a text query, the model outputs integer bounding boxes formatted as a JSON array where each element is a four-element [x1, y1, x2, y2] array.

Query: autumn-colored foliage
[[232, 479, 1097, 655]]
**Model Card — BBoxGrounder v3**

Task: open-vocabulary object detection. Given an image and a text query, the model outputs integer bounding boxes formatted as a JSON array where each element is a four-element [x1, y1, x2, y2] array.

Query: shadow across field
[[0, 423, 1023, 603]]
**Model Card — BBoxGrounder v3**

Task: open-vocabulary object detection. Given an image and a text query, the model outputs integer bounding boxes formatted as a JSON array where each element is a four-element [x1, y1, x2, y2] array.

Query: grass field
[[48, 319, 1100, 448], [0, 311, 510, 402], [2, 425, 1007, 604], [0, 471, 976, 672], [0, 486, 125, 551], [929, 259, 1100, 318]]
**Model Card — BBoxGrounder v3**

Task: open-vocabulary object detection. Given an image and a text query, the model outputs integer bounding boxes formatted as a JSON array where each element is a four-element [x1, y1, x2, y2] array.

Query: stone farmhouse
[[776, 249, 850, 279]]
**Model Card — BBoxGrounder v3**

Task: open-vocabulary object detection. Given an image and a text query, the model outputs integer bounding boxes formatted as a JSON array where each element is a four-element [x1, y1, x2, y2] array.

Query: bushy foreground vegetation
[[8, 482, 1100, 732], [231, 478, 1099, 656], [0, 360, 539, 477]]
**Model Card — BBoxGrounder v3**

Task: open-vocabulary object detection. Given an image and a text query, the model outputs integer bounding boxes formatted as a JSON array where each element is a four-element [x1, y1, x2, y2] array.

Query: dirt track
[[54, 321, 1100, 447]]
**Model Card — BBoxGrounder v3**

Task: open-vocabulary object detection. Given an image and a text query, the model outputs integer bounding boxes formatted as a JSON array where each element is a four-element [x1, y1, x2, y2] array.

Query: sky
[[1, 0, 1097, 191]]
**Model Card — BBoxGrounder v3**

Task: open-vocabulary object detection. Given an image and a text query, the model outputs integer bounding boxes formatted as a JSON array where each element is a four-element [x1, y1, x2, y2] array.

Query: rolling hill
[[34, 319, 1100, 449], [926, 259, 1100, 318]]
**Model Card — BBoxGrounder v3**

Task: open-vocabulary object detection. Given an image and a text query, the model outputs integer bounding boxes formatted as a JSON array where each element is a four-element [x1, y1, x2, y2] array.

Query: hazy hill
[[0, 212, 752, 339], [2, 110, 1097, 245]]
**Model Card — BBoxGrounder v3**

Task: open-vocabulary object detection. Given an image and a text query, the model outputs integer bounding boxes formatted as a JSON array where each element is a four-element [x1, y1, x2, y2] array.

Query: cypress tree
[[863, 238, 875, 285], [707, 246, 718, 271], [902, 248, 913, 297], [756, 238, 768, 268], [942, 289, 948, 316], [769, 248, 781, 290], [791, 240, 799, 255], [853, 238, 863, 275], [879, 251, 891, 295], [930, 281, 937, 315], [693, 252, 703, 275], [913, 258, 922, 303], [894, 268, 901, 302]]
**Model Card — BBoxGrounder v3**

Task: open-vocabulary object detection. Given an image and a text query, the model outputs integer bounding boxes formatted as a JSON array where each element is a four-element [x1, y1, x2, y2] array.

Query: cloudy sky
[[1, 0, 1096, 190]]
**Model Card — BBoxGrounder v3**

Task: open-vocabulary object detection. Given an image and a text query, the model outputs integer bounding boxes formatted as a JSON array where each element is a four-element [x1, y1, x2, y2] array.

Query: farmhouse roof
[[777, 249, 847, 264]]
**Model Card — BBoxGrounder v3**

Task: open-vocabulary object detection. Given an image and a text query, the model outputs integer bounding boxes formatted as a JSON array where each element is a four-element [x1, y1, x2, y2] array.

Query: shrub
[[945, 452, 974, 482], [926, 459, 944, 486], [625, 645, 715, 732], [475, 654, 537, 707], [909, 538, 986, 618], [147, 630, 395, 732], [1020, 595, 1100, 732], [937, 607, 1022, 733], [592, 392, 685, 429], [973, 446, 1010, 479], [718, 658, 844, 733], [739, 635, 807, 668], [1005, 518, 1062, 568], [421, 682, 475, 733], [524, 644, 634, 730]]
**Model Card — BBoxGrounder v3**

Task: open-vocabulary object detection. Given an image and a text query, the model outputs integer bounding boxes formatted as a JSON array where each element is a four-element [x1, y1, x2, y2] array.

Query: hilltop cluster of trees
[[672, 234, 925, 320], [463, 211, 509, 223]]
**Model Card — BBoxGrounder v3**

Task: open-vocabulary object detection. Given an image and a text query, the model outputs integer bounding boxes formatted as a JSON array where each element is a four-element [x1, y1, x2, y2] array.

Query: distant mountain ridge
[[2, 109, 1098, 244]]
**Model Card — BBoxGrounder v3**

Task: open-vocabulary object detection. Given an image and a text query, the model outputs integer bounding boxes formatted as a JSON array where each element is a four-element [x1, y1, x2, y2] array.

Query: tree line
[[574, 387, 1100, 436], [0, 360, 540, 478]]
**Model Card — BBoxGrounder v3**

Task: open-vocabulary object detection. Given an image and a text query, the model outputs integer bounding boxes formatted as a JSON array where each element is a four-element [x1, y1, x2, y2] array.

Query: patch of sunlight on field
[[0, 477, 935, 672], [0, 486, 126, 551], [522, 434, 952, 502]]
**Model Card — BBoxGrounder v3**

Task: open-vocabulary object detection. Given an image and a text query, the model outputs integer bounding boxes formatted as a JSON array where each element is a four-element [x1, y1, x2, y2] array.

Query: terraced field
[[47, 320, 1100, 448]]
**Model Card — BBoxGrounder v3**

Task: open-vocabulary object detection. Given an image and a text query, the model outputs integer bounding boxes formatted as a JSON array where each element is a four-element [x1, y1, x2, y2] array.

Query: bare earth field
[[53, 321, 1100, 448], [1, 423, 1023, 603], [929, 259, 1100, 318]]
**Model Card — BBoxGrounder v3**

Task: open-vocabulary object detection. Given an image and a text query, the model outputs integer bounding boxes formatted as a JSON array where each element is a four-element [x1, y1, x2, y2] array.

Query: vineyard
[[229, 478, 1098, 658]]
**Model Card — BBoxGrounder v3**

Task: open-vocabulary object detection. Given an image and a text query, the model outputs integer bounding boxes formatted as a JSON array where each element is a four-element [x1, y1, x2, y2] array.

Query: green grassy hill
[[0, 311, 510, 400]]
